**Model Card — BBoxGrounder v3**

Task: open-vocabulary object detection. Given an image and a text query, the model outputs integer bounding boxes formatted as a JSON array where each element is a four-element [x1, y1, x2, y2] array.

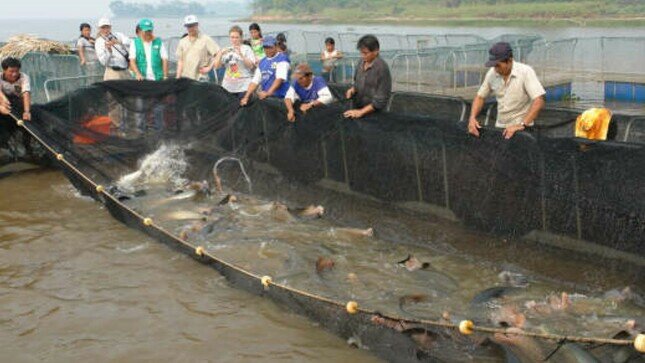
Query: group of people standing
[[82, 15, 394, 124], [70, 17, 545, 138]]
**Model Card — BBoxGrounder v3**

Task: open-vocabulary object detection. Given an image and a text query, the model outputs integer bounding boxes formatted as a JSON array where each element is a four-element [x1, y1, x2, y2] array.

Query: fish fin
[[397, 254, 412, 265]]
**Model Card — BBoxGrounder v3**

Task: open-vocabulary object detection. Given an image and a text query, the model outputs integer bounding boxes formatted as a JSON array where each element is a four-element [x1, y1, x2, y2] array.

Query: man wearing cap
[[240, 35, 290, 106], [175, 15, 220, 81], [95, 17, 131, 81], [468, 42, 545, 139], [129, 19, 169, 81], [284, 63, 333, 122]]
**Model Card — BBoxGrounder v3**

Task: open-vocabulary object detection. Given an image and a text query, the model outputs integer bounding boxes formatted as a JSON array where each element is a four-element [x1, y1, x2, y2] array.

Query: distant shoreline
[[246, 15, 645, 27]]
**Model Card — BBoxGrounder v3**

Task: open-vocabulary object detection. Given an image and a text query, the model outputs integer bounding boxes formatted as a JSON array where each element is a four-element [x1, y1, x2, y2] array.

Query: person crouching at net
[[284, 64, 333, 122], [344, 35, 392, 119], [0, 58, 31, 122], [240, 36, 290, 106], [129, 19, 169, 81], [468, 42, 545, 140]]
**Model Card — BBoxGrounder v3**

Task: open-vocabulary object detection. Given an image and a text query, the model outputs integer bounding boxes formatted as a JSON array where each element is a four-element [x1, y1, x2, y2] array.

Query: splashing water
[[117, 144, 189, 193]]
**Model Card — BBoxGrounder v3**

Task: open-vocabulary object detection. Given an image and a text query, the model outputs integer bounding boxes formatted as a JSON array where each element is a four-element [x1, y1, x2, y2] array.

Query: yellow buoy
[[346, 301, 358, 314], [17, 119, 24, 127], [56, 153, 64, 161], [459, 320, 474, 335], [195, 246, 205, 256], [95, 185, 104, 193], [143, 218, 153, 226], [635, 333, 645, 353], [261, 276, 272, 288]]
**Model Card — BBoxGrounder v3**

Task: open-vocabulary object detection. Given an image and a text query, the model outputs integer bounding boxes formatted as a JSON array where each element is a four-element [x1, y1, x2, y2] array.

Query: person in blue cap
[[129, 18, 169, 81], [240, 35, 290, 106], [468, 42, 545, 140], [284, 63, 334, 122]]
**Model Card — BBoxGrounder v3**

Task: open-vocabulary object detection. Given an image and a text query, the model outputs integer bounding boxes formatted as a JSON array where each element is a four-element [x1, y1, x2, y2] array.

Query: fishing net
[[4, 79, 644, 362]]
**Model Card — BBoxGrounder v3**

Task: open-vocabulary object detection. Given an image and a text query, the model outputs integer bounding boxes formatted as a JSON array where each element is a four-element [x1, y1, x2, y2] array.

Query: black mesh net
[[3, 79, 644, 362]]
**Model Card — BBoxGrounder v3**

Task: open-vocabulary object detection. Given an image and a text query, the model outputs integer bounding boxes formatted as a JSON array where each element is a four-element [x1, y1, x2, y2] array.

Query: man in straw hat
[[468, 42, 545, 140]]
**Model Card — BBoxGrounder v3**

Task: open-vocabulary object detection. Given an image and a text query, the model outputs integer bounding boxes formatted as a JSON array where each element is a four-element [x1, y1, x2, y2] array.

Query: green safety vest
[[134, 37, 164, 81]]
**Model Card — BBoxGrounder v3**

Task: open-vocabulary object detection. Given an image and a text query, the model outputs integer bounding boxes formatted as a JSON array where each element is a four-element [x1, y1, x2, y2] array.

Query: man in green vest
[[129, 18, 168, 81]]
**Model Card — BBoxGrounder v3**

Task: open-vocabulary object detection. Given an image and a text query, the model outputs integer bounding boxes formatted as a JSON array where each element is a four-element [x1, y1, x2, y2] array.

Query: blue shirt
[[258, 52, 290, 98], [291, 76, 328, 103]]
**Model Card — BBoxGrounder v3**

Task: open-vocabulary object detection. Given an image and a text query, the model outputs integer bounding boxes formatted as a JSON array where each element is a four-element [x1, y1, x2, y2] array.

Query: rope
[[11, 111, 643, 354], [212, 156, 252, 194]]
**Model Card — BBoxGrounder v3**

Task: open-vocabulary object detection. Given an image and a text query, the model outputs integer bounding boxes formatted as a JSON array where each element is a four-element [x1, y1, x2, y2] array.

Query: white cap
[[183, 15, 198, 26], [98, 17, 111, 27]]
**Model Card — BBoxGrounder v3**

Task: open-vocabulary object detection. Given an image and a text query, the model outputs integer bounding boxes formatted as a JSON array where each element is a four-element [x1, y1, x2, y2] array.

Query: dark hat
[[485, 42, 513, 67]]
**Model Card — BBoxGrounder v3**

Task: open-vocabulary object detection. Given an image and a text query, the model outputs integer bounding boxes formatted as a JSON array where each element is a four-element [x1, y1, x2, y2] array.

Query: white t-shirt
[[285, 83, 333, 105], [0, 72, 31, 97], [220, 45, 255, 93], [251, 60, 289, 84], [129, 39, 169, 80]]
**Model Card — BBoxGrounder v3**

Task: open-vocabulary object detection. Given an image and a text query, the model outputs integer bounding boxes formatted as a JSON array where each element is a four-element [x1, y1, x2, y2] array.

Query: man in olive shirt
[[176, 15, 220, 81], [344, 35, 392, 119], [468, 42, 545, 139]]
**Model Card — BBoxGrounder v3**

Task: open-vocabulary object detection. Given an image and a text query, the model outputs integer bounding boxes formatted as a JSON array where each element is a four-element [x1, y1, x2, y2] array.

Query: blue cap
[[262, 36, 277, 47]]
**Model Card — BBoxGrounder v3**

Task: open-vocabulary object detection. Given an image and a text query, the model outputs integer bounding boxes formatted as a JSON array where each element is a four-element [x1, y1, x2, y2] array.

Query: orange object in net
[[73, 116, 112, 144]]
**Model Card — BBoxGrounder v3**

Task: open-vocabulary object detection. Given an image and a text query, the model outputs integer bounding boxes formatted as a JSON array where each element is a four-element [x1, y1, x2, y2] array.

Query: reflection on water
[[0, 170, 378, 362]]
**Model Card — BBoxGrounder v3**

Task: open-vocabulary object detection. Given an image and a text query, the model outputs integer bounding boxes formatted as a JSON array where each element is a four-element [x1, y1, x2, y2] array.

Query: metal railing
[[44, 74, 104, 102]]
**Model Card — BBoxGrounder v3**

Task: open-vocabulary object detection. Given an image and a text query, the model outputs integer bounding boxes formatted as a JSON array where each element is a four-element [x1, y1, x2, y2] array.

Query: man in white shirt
[[129, 18, 169, 81], [94, 18, 131, 81], [94, 17, 131, 132], [468, 42, 545, 140]]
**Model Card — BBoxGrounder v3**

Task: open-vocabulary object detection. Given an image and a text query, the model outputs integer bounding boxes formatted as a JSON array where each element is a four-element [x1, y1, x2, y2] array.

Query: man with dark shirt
[[344, 35, 392, 119]]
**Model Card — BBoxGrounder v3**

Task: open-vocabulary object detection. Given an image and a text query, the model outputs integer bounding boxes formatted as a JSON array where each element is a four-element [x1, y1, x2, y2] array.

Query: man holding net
[[468, 42, 545, 140], [344, 35, 392, 119], [240, 36, 290, 106], [284, 64, 334, 122]]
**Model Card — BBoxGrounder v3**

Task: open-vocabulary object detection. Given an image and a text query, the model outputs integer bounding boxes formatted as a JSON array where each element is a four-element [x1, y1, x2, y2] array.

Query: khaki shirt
[[477, 61, 545, 128], [176, 33, 220, 80]]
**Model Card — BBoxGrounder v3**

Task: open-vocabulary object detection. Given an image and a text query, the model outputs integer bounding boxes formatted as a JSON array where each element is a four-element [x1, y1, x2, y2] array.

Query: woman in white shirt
[[206, 25, 256, 98], [77, 23, 97, 66]]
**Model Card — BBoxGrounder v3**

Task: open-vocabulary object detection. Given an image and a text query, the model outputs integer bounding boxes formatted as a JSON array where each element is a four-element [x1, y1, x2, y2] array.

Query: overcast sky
[[0, 0, 113, 18]]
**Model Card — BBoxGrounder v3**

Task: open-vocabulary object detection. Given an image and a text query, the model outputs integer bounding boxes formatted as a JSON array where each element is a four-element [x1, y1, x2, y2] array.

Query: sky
[[0, 0, 114, 19], [0, 0, 246, 19]]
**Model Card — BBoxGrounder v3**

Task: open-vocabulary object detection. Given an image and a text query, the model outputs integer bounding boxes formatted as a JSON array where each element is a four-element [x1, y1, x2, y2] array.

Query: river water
[[0, 168, 378, 362], [1, 17, 645, 43]]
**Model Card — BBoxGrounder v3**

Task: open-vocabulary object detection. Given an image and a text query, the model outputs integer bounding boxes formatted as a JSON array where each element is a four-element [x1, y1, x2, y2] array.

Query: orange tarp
[[73, 116, 111, 144]]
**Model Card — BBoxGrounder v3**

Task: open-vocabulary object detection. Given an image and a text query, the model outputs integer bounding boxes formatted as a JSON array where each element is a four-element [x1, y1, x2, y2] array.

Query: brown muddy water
[[0, 169, 378, 362]]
